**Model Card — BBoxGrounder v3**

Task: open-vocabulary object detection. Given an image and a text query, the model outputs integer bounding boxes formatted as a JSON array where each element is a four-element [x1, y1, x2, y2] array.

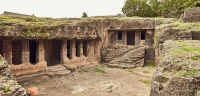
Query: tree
[[158, 0, 198, 18], [82, 12, 88, 18], [122, 0, 198, 18], [122, 0, 154, 17], [149, 0, 162, 16]]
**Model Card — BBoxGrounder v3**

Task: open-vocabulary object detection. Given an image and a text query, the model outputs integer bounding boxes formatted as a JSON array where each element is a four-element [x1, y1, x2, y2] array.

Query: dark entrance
[[44, 40, 62, 66], [12, 41, 22, 65], [141, 31, 146, 40], [76, 40, 80, 57], [83, 41, 88, 57], [67, 40, 71, 59], [118, 31, 122, 40], [0, 41, 3, 56], [29, 40, 37, 64], [127, 31, 135, 45]]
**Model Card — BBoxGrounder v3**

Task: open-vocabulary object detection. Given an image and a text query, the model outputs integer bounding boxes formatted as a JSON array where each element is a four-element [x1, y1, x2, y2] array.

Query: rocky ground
[[19, 64, 155, 96], [0, 55, 27, 96]]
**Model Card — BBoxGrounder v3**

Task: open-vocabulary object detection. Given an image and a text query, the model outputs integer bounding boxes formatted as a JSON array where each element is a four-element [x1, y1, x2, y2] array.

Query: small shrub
[[107, 85, 113, 89], [4, 86, 10, 92]]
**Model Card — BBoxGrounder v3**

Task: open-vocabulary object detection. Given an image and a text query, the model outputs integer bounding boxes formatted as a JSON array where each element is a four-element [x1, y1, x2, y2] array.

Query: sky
[[0, 0, 125, 18]]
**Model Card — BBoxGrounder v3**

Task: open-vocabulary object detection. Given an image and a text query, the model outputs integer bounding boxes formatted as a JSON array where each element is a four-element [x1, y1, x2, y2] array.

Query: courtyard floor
[[20, 64, 155, 96]]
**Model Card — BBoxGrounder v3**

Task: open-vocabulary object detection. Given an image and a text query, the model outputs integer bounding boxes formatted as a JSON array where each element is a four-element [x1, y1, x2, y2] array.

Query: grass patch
[[181, 62, 188, 66], [177, 69, 199, 76], [107, 85, 113, 89], [139, 80, 151, 85], [146, 61, 155, 67], [128, 70, 139, 75], [94, 68, 106, 74], [78, 69, 88, 74], [142, 71, 149, 74], [4, 86, 10, 92], [191, 56, 200, 61]]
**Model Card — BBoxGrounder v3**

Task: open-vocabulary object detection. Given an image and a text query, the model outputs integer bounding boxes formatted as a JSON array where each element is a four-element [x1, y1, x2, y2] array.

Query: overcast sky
[[0, 0, 125, 18]]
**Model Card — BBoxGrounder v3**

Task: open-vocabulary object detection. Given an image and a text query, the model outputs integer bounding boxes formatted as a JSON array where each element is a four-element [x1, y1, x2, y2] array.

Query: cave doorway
[[67, 40, 71, 59], [0, 41, 3, 56], [29, 40, 37, 64], [127, 31, 135, 45], [12, 40, 22, 65], [45, 40, 62, 66], [141, 31, 146, 40], [118, 31, 122, 40]]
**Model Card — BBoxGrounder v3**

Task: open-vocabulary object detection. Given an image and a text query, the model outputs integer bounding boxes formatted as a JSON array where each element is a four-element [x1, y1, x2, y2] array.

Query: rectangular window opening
[[67, 40, 71, 59], [118, 31, 122, 40], [141, 31, 146, 40]]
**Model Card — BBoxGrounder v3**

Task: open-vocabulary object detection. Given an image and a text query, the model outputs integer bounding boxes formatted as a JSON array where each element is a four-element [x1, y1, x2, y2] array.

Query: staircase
[[102, 46, 140, 63], [103, 46, 145, 69]]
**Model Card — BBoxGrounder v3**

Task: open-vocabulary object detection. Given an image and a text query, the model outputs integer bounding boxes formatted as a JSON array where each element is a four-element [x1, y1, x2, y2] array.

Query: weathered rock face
[[155, 21, 200, 65], [0, 55, 27, 96], [151, 40, 200, 96], [0, 15, 175, 48], [182, 7, 200, 22]]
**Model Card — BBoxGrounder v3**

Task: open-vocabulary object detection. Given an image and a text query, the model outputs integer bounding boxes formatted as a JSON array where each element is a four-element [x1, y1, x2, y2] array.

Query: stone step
[[46, 70, 71, 76]]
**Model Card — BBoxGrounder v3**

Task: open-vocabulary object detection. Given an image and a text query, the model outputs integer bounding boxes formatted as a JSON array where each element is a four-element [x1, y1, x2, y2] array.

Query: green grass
[[94, 68, 106, 74], [142, 71, 149, 74], [177, 69, 199, 76], [191, 56, 200, 61], [146, 61, 155, 67], [128, 70, 139, 75], [139, 80, 151, 85], [107, 85, 113, 89], [78, 69, 88, 74], [4, 86, 10, 92], [181, 62, 188, 66]]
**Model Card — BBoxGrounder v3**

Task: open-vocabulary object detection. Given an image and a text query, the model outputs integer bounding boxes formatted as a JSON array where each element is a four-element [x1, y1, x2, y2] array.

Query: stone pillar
[[3, 40, 12, 64], [70, 40, 76, 59], [61, 40, 67, 63], [79, 40, 84, 57], [22, 40, 29, 63], [88, 40, 95, 57], [146, 29, 154, 47], [37, 40, 45, 62], [94, 40, 101, 61], [122, 31, 127, 45], [135, 30, 141, 45]]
